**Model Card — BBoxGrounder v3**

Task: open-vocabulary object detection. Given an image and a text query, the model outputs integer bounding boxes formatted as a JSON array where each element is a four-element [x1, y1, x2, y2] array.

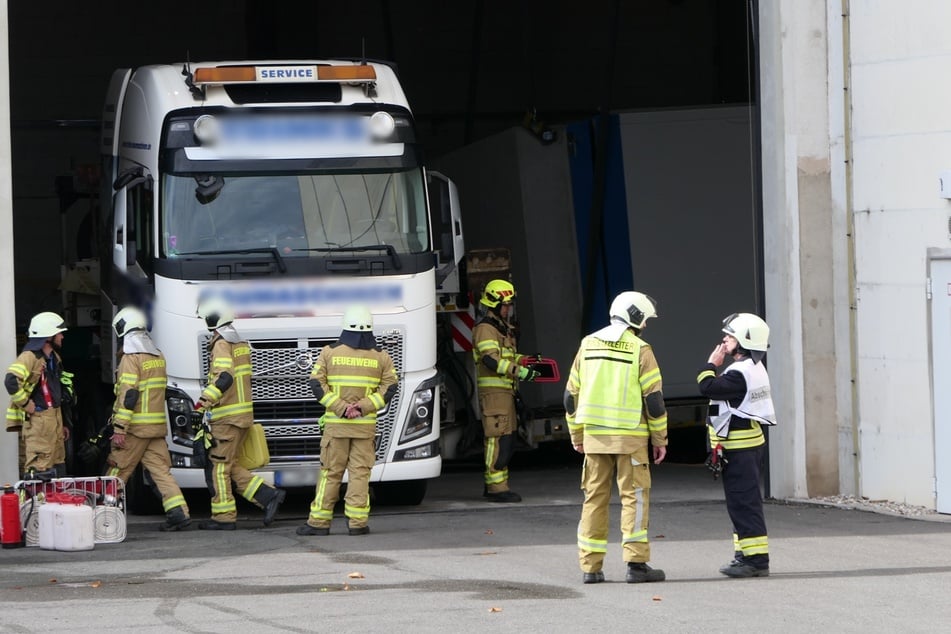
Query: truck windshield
[[161, 169, 429, 258]]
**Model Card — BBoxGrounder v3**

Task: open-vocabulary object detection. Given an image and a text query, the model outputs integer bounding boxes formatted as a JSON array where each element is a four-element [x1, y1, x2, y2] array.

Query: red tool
[[518, 356, 561, 383]]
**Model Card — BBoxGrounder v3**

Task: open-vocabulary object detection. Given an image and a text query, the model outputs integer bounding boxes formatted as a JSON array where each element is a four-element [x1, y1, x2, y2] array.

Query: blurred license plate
[[274, 469, 315, 487]]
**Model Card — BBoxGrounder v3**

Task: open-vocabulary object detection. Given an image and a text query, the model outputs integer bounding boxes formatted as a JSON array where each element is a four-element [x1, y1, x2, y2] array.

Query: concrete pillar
[[759, 0, 851, 498], [0, 0, 18, 485]]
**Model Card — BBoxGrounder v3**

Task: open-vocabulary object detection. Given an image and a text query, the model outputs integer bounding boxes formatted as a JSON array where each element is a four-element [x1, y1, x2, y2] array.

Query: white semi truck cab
[[99, 60, 464, 504]]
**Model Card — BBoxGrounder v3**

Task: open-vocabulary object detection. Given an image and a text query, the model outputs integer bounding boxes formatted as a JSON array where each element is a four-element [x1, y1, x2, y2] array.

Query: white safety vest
[[709, 358, 776, 438]]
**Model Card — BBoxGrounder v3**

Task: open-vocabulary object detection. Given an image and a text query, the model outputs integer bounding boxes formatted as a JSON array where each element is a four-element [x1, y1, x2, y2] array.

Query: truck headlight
[[193, 114, 220, 144], [166, 387, 195, 441], [400, 385, 435, 443], [369, 111, 395, 139]]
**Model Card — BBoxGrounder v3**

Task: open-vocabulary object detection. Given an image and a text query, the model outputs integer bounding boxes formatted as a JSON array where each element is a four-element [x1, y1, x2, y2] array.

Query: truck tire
[[125, 465, 164, 516], [374, 480, 428, 506]]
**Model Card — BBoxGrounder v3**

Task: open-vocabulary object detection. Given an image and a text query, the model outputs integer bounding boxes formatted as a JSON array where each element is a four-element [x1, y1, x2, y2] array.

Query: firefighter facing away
[[195, 297, 286, 530], [566, 291, 668, 584], [105, 307, 191, 531], [297, 306, 398, 536], [471, 279, 540, 503], [5, 311, 74, 477], [697, 312, 776, 578]]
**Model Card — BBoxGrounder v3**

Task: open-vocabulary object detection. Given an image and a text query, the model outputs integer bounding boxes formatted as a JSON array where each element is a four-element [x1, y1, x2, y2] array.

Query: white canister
[[38, 501, 60, 550], [52, 502, 94, 551]]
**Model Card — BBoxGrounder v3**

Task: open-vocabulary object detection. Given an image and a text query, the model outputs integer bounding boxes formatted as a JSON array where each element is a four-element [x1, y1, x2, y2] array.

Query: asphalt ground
[[2, 451, 951, 633]]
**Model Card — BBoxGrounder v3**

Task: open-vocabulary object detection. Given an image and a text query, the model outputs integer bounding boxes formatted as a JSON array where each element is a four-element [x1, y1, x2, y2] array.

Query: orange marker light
[[317, 66, 377, 81], [192, 65, 376, 85], [193, 67, 257, 84]]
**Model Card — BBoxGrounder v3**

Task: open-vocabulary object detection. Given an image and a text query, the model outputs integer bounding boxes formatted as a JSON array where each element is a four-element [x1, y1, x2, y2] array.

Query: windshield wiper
[[292, 244, 402, 270], [174, 247, 287, 273]]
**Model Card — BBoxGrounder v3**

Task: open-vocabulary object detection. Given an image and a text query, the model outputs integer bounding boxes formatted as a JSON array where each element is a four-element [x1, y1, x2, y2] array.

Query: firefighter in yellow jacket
[[105, 307, 191, 531], [566, 291, 668, 585], [195, 297, 285, 530], [5, 311, 72, 476], [297, 307, 397, 536], [471, 279, 539, 503]]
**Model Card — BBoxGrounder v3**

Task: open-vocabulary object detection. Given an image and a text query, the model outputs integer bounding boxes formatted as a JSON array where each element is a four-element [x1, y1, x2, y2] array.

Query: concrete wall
[[761, 0, 951, 508], [759, 0, 847, 500], [848, 1, 951, 506], [0, 0, 18, 484]]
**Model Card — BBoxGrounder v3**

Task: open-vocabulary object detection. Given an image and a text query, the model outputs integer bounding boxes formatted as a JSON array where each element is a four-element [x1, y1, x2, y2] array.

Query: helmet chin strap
[[733, 345, 753, 361]]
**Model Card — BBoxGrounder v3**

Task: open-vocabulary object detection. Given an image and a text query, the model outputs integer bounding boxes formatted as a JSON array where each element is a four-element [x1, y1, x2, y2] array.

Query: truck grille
[[200, 330, 404, 463]]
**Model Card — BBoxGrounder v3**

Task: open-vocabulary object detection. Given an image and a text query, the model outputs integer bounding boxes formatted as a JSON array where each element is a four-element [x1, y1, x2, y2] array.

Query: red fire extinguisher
[[1, 483, 24, 548]]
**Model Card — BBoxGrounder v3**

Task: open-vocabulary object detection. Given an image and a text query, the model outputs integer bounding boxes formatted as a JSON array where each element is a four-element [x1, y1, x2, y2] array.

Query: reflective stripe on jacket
[[5, 351, 44, 429], [472, 317, 523, 393], [566, 329, 667, 452], [202, 335, 254, 427], [112, 351, 168, 437], [312, 343, 397, 435]]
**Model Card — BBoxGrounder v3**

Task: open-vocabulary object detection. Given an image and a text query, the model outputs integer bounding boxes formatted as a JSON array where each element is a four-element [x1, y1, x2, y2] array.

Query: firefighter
[[566, 291, 668, 584], [5, 311, 72, 477], [297, 307, 397, 536], [104, 307, 191, 531], [195, 297, 285, 529], [697, 312, 775, 578], [471, 279, 539, 503]]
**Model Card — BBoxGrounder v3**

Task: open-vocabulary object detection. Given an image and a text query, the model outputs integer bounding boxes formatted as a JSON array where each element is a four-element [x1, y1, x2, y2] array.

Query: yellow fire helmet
[[480, 279, 516, 309]]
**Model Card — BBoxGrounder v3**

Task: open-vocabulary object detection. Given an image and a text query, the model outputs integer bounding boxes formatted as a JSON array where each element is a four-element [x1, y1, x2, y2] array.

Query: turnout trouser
[[22, 408, 64, 472], [205, 422, 274, 522], [106, 435, 189, 515], [577, 451, 652, 573], [722, 444, 769, 566], [480, 392, 516, 493], [306, 434, 374, 529]]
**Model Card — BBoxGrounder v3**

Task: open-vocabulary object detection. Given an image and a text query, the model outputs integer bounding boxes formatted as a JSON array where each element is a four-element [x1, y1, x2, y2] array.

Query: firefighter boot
[[626, 563, 666, 583], [159, 506, 192, 532], [296, 524, 330, 536], [719, 558, 769, 578], [485, 490, 522, 503], [199, 519, 236, 530], [582, 571, 605, 584], [254, 486, 287, 526]]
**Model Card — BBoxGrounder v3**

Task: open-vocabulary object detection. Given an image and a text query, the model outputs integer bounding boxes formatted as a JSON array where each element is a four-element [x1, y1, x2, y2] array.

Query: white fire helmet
[[722, 312, 770, 352], [196, 297, 235, 330], [609, 291, 657, 330], [342, 306, 373, 332], [28, 312, 68, 338], [112, 307, 147, 338]]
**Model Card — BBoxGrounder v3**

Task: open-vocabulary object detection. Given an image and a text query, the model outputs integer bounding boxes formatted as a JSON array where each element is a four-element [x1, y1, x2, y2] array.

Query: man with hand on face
[[697, 312, 776, 578]]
